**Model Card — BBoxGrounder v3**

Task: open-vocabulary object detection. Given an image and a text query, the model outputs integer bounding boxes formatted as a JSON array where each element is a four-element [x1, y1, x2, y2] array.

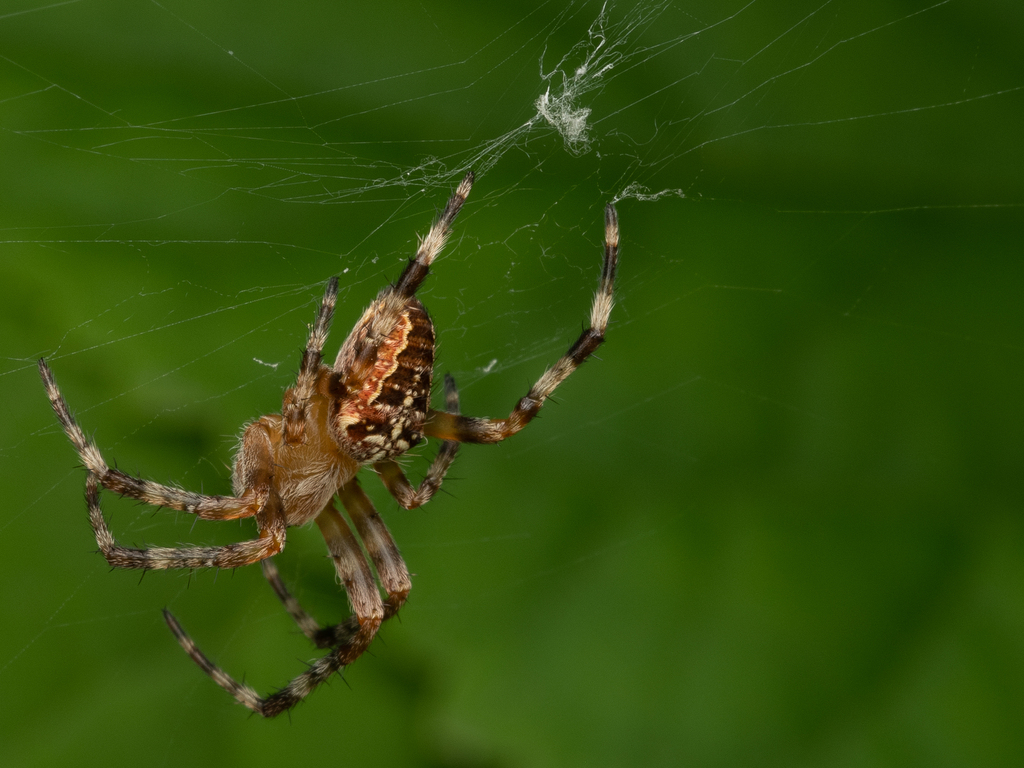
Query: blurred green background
[[2, 1, 1022, 766]]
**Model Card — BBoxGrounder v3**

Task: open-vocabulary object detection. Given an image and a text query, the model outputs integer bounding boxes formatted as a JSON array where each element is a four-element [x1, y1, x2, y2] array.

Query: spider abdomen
[[332, 299, 434, 464]]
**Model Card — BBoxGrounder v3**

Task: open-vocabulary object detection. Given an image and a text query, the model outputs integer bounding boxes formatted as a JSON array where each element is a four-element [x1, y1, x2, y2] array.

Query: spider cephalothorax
[[40, 172, 619, 717]]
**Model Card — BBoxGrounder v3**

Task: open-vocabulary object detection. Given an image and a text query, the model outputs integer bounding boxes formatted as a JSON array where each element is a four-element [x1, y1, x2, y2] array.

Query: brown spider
[[39, 172, 619, 717]]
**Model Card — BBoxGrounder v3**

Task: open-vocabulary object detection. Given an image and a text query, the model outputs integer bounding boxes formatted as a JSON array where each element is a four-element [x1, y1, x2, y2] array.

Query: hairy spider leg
[[342, 171, 474, 392], [422, 204, 619, 444], [284, 276, 339, 443], [39, 359, 266, 521], [85, 472, 286, 570]]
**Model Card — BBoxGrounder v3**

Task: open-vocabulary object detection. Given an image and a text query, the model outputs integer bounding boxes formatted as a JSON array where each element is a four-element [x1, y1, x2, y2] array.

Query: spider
[[39, 171, 619, 717]]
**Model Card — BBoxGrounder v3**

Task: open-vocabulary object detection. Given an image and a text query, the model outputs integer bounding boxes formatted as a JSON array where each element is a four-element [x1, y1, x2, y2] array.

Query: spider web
[[2, 1, 1022, 766]]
